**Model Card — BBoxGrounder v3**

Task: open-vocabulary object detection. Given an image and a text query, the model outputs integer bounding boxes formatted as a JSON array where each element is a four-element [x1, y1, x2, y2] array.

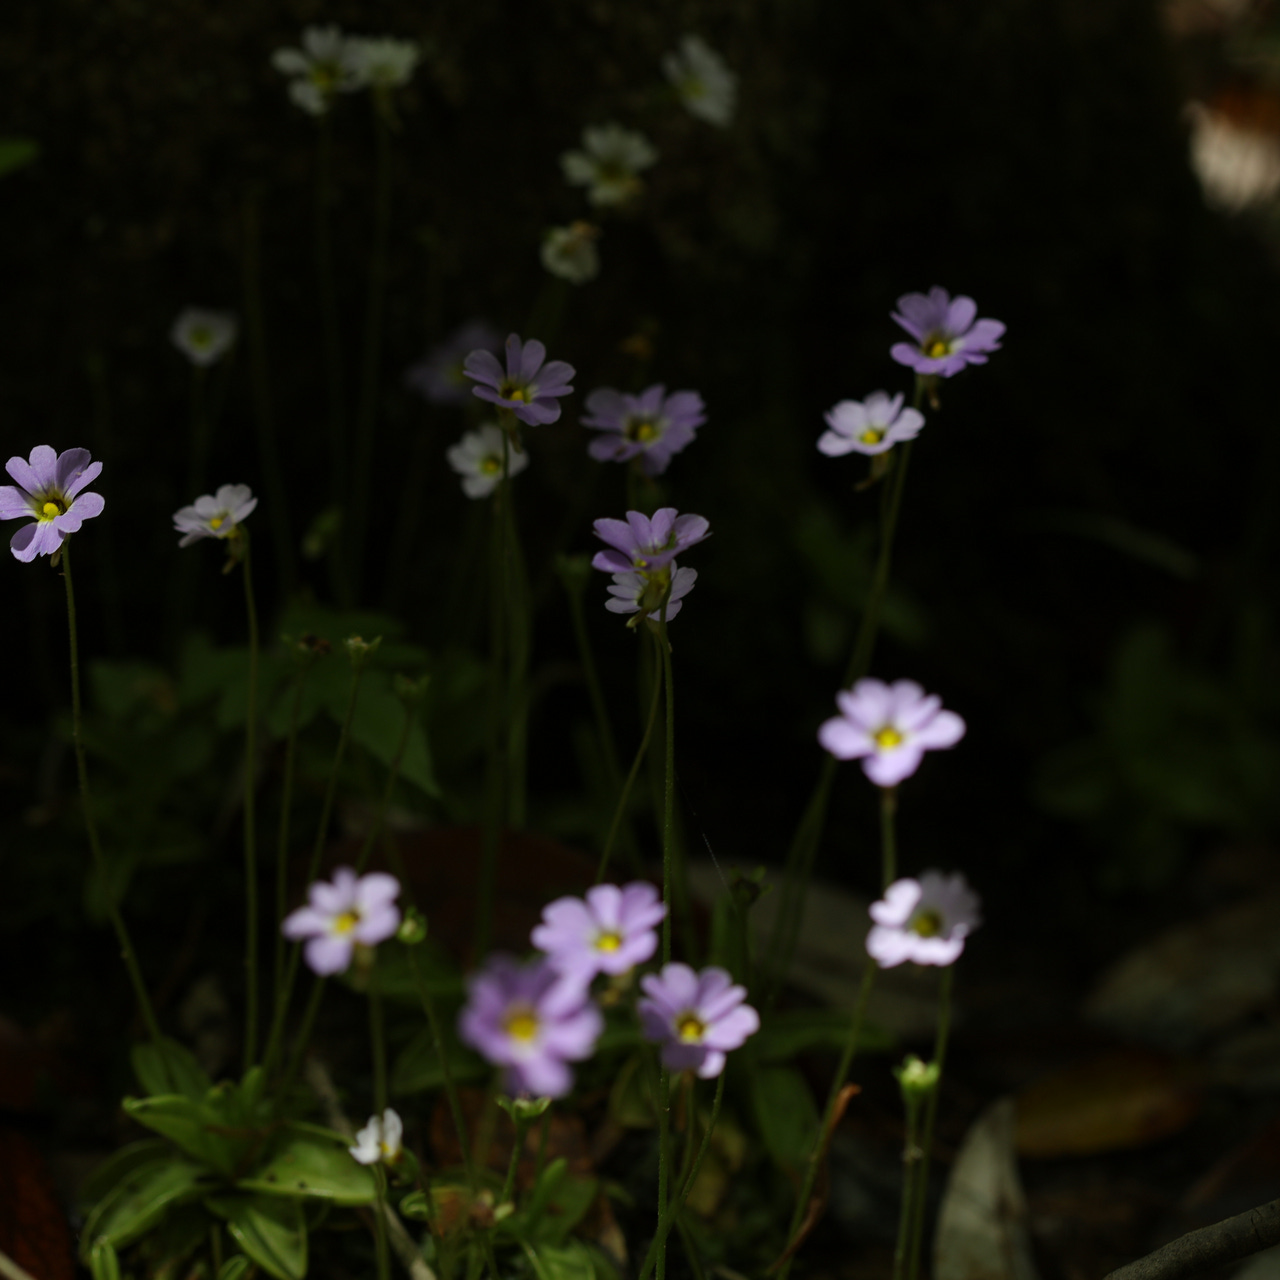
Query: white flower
[[271, 25, 364, 116], [446, 424, 530, 499], [560, 124, 658, 207], [866, 872, 982, 969], [350, 1108, 403, 1166], [1186, 100, 1280, 213], [348, 35, 421, 90], [172, 484, 258, 547], [661, 35, 737, 128], [171, 309, 238, 368], [540, 222, 601, 285]]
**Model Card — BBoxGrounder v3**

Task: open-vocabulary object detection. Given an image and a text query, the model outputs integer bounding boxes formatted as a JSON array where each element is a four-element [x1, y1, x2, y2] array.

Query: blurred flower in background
[[405, 321, 501, 407], [582, 384, 706, 474], [271, 25, 364, 116], [560, 123, 659, 207], [540, 222, 601, 284], [662, 35, 737, 127], [446, 423, 529, 499], [348, 35, 421, 91], [170, 308, 238, 367]]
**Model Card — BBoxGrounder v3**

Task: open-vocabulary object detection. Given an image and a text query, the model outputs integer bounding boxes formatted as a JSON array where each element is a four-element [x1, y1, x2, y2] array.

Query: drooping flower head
[[271, 25, 363, 116], [463, 334, 576, 427], [560, 123, 659, 207], [583, 385, 706, 476], [541, 222, 601, 285], [173, 484, 258, 548], [282, 867, 401, 976], [867, 871, 981, 968], [889, 287, 1005, 378], [818, 391, 924, 458], [350, 1108, 403, 1166], [348, 36, 420, 90], [818, 678, 965, 787], [638, 963, 759, 1078], [604, 565, 698, 626], [1, 446, 104, 563], [405, 321, 501, 407], [591, 508, 710, 574], [458, 955, 603, 1098], [532, 882, 667, 984], [171, 309, 238, 368], [661, 35, 737, 128], [446, 424, 530, 499]]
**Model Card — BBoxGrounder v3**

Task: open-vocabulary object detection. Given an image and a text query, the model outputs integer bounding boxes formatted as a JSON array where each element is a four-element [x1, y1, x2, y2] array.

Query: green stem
[[370, 984, 387, 1114], [274, 668, 312, 1034], [880, 786, 898, 891], [501, 1114, 530, 1206], [354, 701, 415, 876], [565, 566, 624, 796], [281, 977, 327, 1094], [657, 615, 676, 967], [906, 966, 954, 1280], [373, 1165, 391, 1280], [656, 1066, 671, 1280], [241, 542, 261, 1069], [893, 1093, 924, 1280], [504, 470, 532, 830], [61, 541, 162, 1046]]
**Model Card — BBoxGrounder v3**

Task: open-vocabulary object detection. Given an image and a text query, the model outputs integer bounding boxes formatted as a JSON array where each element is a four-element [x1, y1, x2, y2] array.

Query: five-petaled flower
[[446, 424, 530, 499], [890, 287, 1005, 378], [458, 955, 603, 1098], [1, 446, 105, 563], [638, 963, 759, 1078], [818, 678, 965, 787], [350, 1108, 403, 1166], [661, 35, 737, 128], [532, 882, 667, 984], [591, 508, 710, 574], [171, 309, 238, 368], [173, 484, 258, 547], [560, 123, 659, 207], [282, 867, 401, 976], [405, 322, 501, 407], [582, 385, 706, 476], [541, 222, 601, 285], [818, 391, 924, 458], [867, 871, 981, 968], [271, 25, 363, 116], [463, 334, 576, 427]]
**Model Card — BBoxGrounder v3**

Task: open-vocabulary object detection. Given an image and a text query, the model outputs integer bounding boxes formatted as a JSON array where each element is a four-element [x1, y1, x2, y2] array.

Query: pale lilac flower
[[458, 956, 603, 1098], [638, 963, 759, 1078], [582, 385, 706, 476], [173, 484, 258, 547], [348, 36, 420, 90], [405, 322, 501, 407], [170, 308, 238, 368], [532, 882, 667, 983], [271, 25, 364, 116], [350, 1108, 403, 1165], [662, 35, 737, 128], [890, 287, 1005, 377], [1, 446, 105, 563], [463, 334, 576, 427], [560, 123, 658, 207], [867, 871, 981, 968], [605, 565, 698, 625], [446, 424, 529, 499], [282, 867, 401, 976], [818, 678, 965, 787], [818, 391, 923, 458], [540, 222, 601, 285], [591, 508, 710, 574]]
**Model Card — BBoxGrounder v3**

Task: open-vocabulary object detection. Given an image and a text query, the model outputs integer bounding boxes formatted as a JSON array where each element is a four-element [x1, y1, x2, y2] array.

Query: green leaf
[[754, 1008, 894, 1061], [217, 1257, 255, 1280], [122, 1094, 246, 1176], [131, 1037, 213, 1100], [80, 1157, 211, 1254], [398, 1188, 431, 1221], [750, 1065, 819, 1174], [237, 1125, 376, 1204], [0, 137, 39, 177], [391, 1023, 487, 1094], [89, 1239, 121, 1280], [79, 1138, 170, 1207], [206, 1193, 307, 1280], [348, 671, 440, 798], [524, 1240, 599, 1280]]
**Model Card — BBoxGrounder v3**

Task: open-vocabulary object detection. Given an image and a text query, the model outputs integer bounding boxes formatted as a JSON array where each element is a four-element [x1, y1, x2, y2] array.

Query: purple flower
[[605, 565, 698, 625], [405, 322, 501, 407], [818, 678, 965, 787], [282, 867, 401, 976], [173, 484, 258, 547], [867, 871, 981, 968], [818, 391, 924, 458], [532, 882, 667, 983], [1, 446, 105, 563], [458, 956, 603, 1098], [890, 287, 1005, 378], [638, 963, 759, 1078], [591, 508, 710, 574], [582, 385, 706, 476], [463, 333, 576, 427]]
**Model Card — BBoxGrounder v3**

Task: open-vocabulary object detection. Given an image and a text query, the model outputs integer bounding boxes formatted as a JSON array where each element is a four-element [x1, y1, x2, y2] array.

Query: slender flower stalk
[[370, 987, 390, 1280], [893, 1063, 928, 1280], [241, 541, 261, 1068], [907, 968, 954, 1280]]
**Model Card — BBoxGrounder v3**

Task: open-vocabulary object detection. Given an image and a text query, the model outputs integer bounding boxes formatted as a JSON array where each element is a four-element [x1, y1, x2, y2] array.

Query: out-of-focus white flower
[[350, 1108, 403, 1165], [171, 309, 238, 367], [560, 124, 658, 207], [1187, 99, 1280, 212], [271, 26, 364, 116], [446, 423, 530, 499], [661, 35, 737, 128], [540, 222, 601, 285], [348, 35, 421, 90]]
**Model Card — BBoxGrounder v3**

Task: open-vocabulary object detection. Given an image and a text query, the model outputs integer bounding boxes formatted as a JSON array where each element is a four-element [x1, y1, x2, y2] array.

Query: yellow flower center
[[480, 456, 501, 475], [874, 726, 903, 750], [926, 339, 950, 359], [210, 515, 225, 530], [190, 327, 212, 348], [860, 428, 884, 445], [627, 419, 659, 443], [505, 1008, 540, 1042], [333, 910, 360, 935], [596, 931, 622, 953], [41, 501, 62, 519], [911, 909, 943, 938], [503, 386, 529, 403], [676, 1014, 705, 1043]]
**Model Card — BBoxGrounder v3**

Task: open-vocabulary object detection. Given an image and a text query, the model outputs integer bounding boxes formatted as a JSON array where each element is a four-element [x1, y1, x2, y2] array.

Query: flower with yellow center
[[1, 444, 106, 564], [867, 872, 982, 969], [818, 390, 925, 459], [282, 866, 402, 977], [174, 483, 258, 549]]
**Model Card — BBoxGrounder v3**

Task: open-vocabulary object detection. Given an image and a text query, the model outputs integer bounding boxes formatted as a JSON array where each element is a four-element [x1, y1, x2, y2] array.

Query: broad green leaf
[[206, 1193, 307, 1280], [347, 672, 440, 798], [89, 1239, 121, 1280], [499, 1159, 598, 1246], [754, 1008, 894, 1061], [218, 1257, 255, 1280], [123, 1094, 246, 1176], [750, 1065, 819, 1174], [0, 138, 39, 177], [79, 1139, 170, 1206], [131, 1037, 212, 1100], [237, 1125, 376, 1204], [80, 1157, 211, 1254], [391, 1024, 487, 1094], [524, 1240, 598, 1280]]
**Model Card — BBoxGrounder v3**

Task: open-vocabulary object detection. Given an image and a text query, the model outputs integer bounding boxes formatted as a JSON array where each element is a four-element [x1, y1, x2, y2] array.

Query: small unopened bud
[[394, 672, 430, 705], [345, 635, 383, 665], [893, 1054, 939, 1101], [397, 908, 428, 945], [497, 1094, 552, 1123]]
